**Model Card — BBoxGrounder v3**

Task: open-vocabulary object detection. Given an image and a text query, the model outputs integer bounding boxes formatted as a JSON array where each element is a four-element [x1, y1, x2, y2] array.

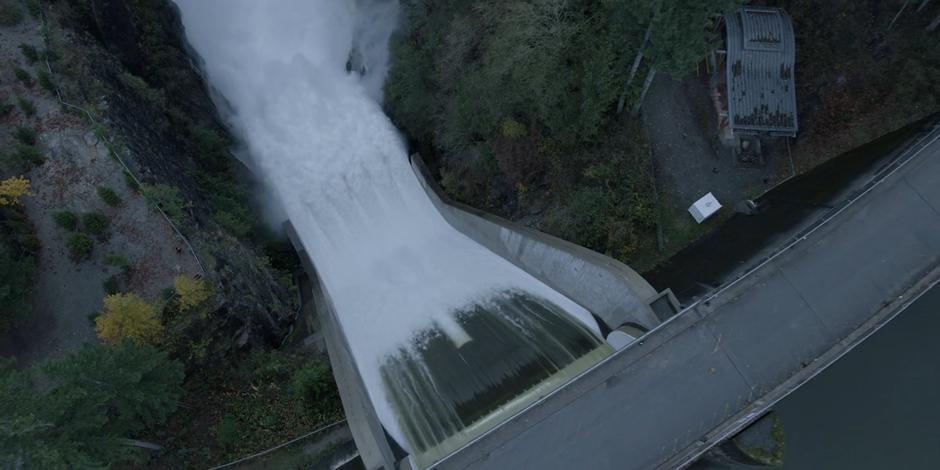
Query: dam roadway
[[432, 122, 940, 470]]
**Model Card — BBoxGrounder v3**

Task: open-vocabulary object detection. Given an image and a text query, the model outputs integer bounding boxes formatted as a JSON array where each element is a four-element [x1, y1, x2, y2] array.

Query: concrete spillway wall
[[409, 154, 669, 332], [284, 223, 399, 470], [285, 156, 675, 470]]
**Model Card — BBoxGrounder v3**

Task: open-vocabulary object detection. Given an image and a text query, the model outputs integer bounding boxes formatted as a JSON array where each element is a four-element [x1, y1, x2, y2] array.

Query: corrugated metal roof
[[725, 7, 798, 136]]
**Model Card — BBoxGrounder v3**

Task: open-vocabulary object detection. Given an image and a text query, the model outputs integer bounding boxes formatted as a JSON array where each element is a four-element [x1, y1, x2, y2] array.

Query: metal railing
[[38, 10, 206, 275]]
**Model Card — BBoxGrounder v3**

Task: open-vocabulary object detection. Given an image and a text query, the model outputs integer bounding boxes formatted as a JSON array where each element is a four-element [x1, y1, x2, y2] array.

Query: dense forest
[[385, 0, 740, 263], [385, 0, 940, 267]]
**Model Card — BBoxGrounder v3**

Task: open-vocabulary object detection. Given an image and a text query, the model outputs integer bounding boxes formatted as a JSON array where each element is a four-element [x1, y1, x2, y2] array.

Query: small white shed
[[689, 192, 722, 223]]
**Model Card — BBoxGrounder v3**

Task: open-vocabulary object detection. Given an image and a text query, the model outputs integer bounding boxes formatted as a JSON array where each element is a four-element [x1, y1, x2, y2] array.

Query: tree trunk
[[631, 67, 658, 116], [888, 0, 911, 30], [122, 439, 163, 450], [617, 21, 654, 114], [929, 11, 940, 31]]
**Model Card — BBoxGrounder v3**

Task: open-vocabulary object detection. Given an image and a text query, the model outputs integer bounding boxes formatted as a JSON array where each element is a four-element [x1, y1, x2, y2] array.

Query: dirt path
[[0, 14, 199, 365], [642, 75, 776, 212]]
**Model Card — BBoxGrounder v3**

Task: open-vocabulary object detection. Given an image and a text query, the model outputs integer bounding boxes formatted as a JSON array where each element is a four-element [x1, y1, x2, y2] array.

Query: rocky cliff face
[[47, 0, 299, 353]]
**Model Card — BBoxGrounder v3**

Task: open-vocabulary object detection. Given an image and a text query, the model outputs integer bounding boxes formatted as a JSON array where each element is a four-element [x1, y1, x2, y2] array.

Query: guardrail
[[38, 10, 206, 275]]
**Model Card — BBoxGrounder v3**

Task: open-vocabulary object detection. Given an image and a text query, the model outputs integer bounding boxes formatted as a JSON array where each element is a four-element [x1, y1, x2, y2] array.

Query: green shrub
[[215, 414, 240, 449], [102, 275, 119, 295], [0, 1, 23, 26], [37, 69, 56, 93], [213, 210, 250, 238], [0, 206, 37, 332], [40, 47, 59, 62], [252, 350, 291, 381], [86, 310, 101, 327], [13, 143, 42, 166], [52, 210, 78, 231], [290, 361, 338, 414], [23, 0, 40, 18], [160, 287, 176, 302], [96, 186, 121, 207], [123, 171, 140, 192], [118, 72, 164, 107], [0, 101, 13, 116], [104, 253, 131, 272], [141, 184, 190, 225], [18, 43, 39, 63], [82, 212, 109, 237], [17, 96, 35, 116], [14, 67, 32, 86], [67, 233, 93, 259], [14, 125, 37, 145]]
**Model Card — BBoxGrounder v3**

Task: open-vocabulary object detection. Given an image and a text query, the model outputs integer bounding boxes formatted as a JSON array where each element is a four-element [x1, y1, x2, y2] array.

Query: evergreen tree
[[0, 342, 184, 468]]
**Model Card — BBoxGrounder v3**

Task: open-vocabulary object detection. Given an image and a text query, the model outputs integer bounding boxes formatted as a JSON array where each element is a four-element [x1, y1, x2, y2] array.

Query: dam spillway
[[175, 1, 664, 467]]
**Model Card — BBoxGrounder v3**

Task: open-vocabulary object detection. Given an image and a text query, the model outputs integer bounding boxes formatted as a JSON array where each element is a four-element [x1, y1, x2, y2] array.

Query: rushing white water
[[175, 0, 607, 457]]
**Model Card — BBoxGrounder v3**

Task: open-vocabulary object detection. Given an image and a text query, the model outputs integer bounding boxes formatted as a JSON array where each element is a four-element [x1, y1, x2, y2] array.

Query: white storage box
[[689, 192, 722, 223]]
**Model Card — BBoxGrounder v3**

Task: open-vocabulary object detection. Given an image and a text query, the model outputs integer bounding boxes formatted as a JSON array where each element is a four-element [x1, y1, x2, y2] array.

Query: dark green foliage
[[18, 43, 39, 63], [82, 211, 109, 237], [123, 171, 140, 192], [141, 184, 189, 225], [104, 253, 131, 273], [160, 287, 175, 301], [543, 119, 658, 260], [52, 210, 78, 230], [12, 143, 42, 167], [87, 310, 101, 327], [387, 0, 736, 156], [188, 124, 231, 172], [67, 232, 93, 259], [198, 171, 252, 238], [40, 47, 59, 62], [386, 0, 737, 186], [0, 341, 184, 468], [639, 0, 740, 76], [14, 125, 37, 145], [16, 96, 35, 116], [0, 206, 37, 331], [23, 0, 40, 18], [0, 101, 13, 116], [13, 67, 32, 86], [0, 0, 23, 26], [96, 185, 121, 206], [215, 414, 239, 449], [119, 71, 165, 107], [37, 69, 56, 93], [385, 0, 738, 260], [290, 361, 339, 416], [103, 275, 119, 295]]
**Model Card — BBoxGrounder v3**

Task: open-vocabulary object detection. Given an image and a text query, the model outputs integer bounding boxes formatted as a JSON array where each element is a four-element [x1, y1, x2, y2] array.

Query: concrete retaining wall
[[284, 223, 398, 470], [409, 154, 663, 331]]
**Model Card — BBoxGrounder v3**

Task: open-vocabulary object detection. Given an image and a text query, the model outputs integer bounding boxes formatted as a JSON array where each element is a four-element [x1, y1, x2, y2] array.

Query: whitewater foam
[[175, 0, 603, 453]]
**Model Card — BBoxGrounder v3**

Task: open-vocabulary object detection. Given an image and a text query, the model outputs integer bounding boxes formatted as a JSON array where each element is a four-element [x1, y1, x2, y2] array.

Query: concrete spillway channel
[[286, 118, 940, 469], [285, 154, 679, 469]]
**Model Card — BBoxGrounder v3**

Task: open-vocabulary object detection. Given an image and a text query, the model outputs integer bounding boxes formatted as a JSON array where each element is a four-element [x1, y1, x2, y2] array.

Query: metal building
[[724, 7, 798, 137]]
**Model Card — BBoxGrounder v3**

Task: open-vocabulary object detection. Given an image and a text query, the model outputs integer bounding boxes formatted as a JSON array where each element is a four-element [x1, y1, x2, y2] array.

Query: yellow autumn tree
[[95, 293, 163, 345], [174, 275, 210, 311], [0, 176, 31, 205]]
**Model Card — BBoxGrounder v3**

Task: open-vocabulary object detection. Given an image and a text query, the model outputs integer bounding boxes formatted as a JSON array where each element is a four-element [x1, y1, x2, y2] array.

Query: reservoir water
[[772, 283, 940, 469], [705, 283, 940, 470]]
